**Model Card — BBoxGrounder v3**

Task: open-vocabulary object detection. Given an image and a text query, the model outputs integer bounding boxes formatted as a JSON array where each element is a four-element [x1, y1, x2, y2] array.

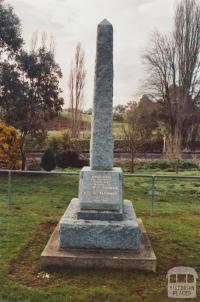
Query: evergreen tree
[[0, 0, 23, 57]]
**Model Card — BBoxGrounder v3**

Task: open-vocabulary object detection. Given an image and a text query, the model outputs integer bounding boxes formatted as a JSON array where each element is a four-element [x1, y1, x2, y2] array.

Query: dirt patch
[[9, 221, 58, 287]]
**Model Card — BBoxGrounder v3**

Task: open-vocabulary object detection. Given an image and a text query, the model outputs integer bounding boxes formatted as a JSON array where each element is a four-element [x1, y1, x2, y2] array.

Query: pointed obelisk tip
[[99, 19, 112, 26]]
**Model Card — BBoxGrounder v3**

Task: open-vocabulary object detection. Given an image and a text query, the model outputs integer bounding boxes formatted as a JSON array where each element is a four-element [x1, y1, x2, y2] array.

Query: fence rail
[[1, 169, 200, 215]]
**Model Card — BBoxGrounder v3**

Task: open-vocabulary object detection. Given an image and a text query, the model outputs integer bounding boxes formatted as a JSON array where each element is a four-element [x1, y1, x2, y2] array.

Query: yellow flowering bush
[[0, 123, 21, 169]]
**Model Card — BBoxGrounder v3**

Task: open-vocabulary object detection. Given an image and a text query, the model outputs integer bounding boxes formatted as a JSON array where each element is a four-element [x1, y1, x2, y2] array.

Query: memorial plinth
[[60, 199, 140, 250], [41, 19, 156, 271], [59, 165, 141, 249]]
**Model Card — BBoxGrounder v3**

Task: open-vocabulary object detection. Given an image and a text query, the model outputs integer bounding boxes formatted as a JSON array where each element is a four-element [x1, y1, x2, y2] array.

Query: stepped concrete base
[[59, 199, 141, 250], [41, 219, 157, 272]]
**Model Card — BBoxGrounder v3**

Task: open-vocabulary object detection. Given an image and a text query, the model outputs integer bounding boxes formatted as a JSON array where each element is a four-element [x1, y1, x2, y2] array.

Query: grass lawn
[[0, 170, 200, 302]]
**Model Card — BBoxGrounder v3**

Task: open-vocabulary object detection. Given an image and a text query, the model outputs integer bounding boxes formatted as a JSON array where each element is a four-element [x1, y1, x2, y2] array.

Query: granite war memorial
[[41, 20, 156, 271]]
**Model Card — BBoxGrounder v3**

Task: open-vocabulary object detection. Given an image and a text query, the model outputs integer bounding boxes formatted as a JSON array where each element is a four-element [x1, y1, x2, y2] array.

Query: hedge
[[33, 139, 200, 155], [71, 139, 164, 153]]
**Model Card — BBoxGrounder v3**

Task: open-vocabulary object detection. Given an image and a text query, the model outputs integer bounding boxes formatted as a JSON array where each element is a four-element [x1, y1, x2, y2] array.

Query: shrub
[[71, 139, 90, 153], [41, 149, 56, 171], [79, 158, 89, 167], [164, 168, 176, 172], [142, 160, 199, 171], [27, 158, 41, 171], [56, 151, 80, 168], [145, 161, 171, 170], [45, 130, 75, 155], [56, 151, 88, 169], [0, 123, 21, 170], [179, 161, 199, 170]]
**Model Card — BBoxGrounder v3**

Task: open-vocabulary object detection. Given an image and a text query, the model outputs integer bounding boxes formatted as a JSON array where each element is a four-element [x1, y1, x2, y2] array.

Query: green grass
[[60, 111, 91, 122], [0, 170, 200, 301]]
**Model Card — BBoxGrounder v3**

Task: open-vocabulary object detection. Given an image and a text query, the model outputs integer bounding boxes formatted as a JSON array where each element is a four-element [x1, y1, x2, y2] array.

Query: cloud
[[8, 0, 177, 108]]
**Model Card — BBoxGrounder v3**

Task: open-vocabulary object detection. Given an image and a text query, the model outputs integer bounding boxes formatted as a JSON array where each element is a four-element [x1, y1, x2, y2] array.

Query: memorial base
[[59, 199, 141, 250], [41, 219, 156, 272]]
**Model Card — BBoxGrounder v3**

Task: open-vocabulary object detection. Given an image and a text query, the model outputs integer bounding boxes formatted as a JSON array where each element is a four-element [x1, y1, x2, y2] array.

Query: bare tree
[[123, 125, 138, 173], [31, 31, 55, 53], [49, 34, 55, 54], [41, 32, 47, 49], [122, 103, 140, 173], [68, 43, 86, 138], [31, 31, 38, 52], [143, 0, 200, 156]]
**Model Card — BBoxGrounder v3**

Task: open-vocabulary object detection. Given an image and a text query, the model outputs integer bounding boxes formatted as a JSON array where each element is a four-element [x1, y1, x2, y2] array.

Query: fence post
[[150, 176, 156, 216], [8, 171, 12, 209]]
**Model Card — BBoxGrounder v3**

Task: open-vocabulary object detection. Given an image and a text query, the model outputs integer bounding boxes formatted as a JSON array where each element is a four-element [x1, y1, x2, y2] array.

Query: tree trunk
[[166, 123, 182, 159], [20, 134, 27, 171], [131, 149, 135, 173], [21, 151, 26, 171]]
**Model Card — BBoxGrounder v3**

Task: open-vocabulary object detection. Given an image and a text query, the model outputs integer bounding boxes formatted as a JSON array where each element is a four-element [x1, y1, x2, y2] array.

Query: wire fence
[[1, 169, 200, 216]]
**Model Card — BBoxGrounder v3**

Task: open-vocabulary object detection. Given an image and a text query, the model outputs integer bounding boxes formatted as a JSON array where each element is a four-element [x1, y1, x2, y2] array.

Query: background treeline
[[1, 0, 200, 172]]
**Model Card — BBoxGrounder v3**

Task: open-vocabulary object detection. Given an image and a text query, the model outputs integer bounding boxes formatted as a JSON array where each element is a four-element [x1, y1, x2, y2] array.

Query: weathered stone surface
[[59, 199, 141, 250], [41, 219, 157, 272], [90, 19, 114, 171], [79, 167, 123, 211]]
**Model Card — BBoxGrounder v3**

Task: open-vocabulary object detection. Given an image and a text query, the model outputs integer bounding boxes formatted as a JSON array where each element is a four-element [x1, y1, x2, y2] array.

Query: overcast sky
[[9, 0, 177, 109]]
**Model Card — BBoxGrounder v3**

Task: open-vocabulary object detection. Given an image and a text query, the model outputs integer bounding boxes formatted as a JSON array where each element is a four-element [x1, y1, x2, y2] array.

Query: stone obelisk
[[58, 19, 141, 250], [41, 20, 156, 272], [90, 19, 114, 171]]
